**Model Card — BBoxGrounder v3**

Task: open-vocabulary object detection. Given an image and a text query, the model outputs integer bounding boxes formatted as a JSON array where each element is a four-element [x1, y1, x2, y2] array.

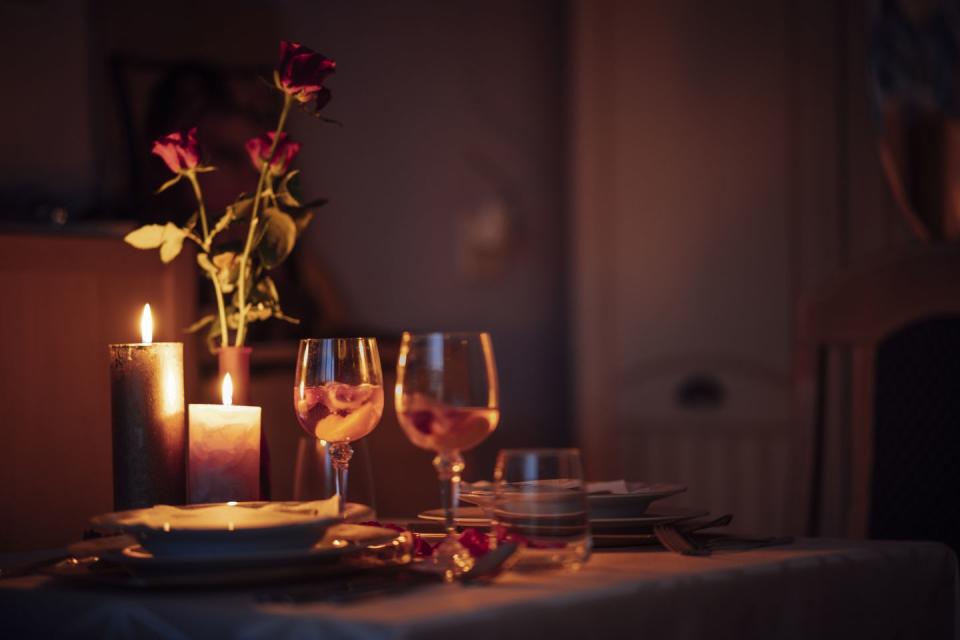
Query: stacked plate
[[420, 481, 704, 547], [582, 482, 705, 546]]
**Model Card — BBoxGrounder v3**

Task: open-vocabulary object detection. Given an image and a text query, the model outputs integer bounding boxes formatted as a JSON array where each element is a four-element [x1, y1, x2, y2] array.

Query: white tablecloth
[[1, 539, 957, 639]]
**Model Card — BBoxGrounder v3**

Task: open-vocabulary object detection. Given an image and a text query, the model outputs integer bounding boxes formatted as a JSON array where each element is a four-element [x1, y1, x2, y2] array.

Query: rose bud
[[459, 528, 491, 558], [151, 127, 201, 174], [277, 41, 336, 103], [245, 132, 301, 176]]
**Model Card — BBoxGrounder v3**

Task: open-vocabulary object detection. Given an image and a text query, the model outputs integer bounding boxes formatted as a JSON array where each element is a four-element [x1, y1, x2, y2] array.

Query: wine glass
[[395, 332, 500, 580], [294, 338, 384, 517]]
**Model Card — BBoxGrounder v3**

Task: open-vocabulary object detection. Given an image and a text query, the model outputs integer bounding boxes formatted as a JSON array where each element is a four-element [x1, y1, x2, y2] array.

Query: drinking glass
[[493, 449, 591, 570], [293, 436, 377, 512], [395, 332, 500, 580], [294, 338, 384, 517]]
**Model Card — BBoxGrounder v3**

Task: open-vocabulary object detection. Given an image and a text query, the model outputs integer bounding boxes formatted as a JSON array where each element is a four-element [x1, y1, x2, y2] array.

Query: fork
[[652, 514, 734, 556], [653, 524, 710, 556]]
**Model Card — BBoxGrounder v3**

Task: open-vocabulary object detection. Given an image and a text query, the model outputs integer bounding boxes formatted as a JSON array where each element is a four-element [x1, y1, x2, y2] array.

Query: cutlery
[[654, 524, 710, 556], [677, 513, 733, 534], [458, 541, 519, 584], [0, 553, 70, 580], [655, 522, 794, 556]]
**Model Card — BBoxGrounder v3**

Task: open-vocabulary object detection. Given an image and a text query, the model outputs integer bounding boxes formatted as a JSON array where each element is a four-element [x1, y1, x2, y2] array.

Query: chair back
[[795, 246, 960, 544]]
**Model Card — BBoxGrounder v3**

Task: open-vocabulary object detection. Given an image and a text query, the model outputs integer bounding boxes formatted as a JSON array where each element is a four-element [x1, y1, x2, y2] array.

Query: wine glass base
[[428, 535, 475, 583]]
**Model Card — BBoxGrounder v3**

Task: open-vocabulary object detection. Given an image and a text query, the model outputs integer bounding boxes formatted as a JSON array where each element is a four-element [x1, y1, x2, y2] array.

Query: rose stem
[[235, 92, 294, 347], [186, 169, 229, 347]]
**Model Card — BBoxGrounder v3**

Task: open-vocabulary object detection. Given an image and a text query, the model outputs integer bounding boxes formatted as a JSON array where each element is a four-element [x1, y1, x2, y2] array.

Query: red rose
[[244, 132, 301, 176], [277, 41, 336, 104], [151, 128, 200, 174], [458, 528, 491, 558]]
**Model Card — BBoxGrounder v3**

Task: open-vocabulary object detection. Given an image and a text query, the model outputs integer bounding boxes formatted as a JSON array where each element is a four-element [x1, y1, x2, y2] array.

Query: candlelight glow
[[162, 366, 181, 416], [140, 304, 153, 344], [222, 373, 234, 407]]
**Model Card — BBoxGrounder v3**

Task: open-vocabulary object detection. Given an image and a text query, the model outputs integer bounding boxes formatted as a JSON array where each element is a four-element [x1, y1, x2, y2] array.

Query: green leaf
[[295, 210, 314, 235], [155, 174, 182, 195], [205, 320, 222, 353], [256, 207, 297, 269], [184, 212, 198, 232], [159, 222, 186, 263], [185, 314, 216, 333], [288, 197, 328, 217], [278, 170, 302, 208], [212, 251, 240, 293], [197, 252, 217, 275], [209, 210, 234, 242], [228, 195, 255, 221], [124, 224, 166, 249], [252, 275, 280, 305], [299, 197, 328, 210], [247, 305, 273, 322], [275, 310, 301, 325], [317, 116, 343, 127]]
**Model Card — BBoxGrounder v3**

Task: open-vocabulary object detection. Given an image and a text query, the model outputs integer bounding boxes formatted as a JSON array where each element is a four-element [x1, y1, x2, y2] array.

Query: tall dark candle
[[109, 341, 186, 509]]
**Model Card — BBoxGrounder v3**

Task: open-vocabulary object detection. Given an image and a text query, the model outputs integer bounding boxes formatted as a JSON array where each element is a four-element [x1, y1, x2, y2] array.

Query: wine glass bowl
[[294, 338, 383, 517], [397, 396, 499, 452], [395, 332, 499, 581], [295, 380, 384, 442]]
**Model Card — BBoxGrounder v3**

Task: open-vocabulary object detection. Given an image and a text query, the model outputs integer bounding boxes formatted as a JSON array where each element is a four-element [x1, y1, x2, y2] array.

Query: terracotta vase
[[217, 346, 271, 500]]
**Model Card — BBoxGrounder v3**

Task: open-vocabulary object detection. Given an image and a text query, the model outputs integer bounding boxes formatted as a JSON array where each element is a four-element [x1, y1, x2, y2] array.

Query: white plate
[[417, 505, 707, 532], [417, 507, 491, 526], [90, 500, 372, 558], [590, 507, 708, 534], [460, 481, 687, 518], [96, 523, 398, 570], [592, 533, 659, 548], [587, 482, 687, 518], [52, 523, 405, 587]]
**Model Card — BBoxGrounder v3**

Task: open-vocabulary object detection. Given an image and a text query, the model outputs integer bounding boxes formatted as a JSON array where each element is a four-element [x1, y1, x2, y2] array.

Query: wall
[[0, 1, 96, 212], [278, 0, 569, 475], [570, 0, 916, 535]]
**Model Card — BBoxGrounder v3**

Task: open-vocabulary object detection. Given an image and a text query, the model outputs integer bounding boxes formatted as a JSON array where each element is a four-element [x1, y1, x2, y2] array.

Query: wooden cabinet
[[0, 232, 197, 551]]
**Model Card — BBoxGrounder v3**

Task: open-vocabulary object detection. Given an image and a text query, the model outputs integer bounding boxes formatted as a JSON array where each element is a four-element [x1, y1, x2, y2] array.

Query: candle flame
[[140, 304, 153, 344], [222, 373, 233, 407]]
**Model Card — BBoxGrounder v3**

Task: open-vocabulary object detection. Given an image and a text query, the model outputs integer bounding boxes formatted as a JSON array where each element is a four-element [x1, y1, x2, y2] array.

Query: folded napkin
[[585, 480, 631, 495]]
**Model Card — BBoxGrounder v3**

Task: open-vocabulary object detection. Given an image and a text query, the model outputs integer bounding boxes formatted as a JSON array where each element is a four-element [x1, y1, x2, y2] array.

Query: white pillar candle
[[188, 374, 261, 504]]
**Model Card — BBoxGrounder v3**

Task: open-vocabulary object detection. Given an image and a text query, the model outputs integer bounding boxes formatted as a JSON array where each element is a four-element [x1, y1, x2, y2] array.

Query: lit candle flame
[[222, 373, 233, 407], [140, 304, 153, 344]]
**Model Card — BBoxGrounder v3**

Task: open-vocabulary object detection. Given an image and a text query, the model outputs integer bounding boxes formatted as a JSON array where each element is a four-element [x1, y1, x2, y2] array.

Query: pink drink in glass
[[294, 382, 384, 443], [397, 394, 499, 452]]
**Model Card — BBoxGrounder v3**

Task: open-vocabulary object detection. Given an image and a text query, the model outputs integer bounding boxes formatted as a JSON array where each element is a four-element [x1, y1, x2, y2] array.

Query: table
[[1, 539, 957, 639]]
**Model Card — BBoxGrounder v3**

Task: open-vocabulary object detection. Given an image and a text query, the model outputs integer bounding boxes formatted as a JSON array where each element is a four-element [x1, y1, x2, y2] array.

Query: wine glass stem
[[329, 442, 353, 518], [433, 451, 465, 536]]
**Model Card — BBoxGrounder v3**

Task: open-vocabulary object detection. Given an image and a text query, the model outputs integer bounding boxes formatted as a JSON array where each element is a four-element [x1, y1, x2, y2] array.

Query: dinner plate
[[97, 523, 399, 570], [587, 482, 687, 518], [592, 533, 659, 548], [459, 481, 687, 518], [89, 500, 373, 558], [417, 505, 707, 533], [589, 507, 708, 534], [47, 523, 406, 588], [417, 506, 491, 526]]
